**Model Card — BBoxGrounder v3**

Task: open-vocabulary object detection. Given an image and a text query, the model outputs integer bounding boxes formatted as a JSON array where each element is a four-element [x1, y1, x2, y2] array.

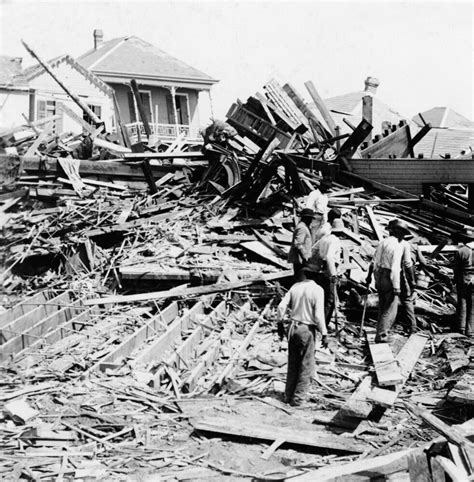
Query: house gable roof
[[77, 36, 218, 86], [23, 54, 113, 96], [414, 127, 474, 158], [413, 107, 474, 129], [0, 56, 28, 90], [321, 90, 412, 135]]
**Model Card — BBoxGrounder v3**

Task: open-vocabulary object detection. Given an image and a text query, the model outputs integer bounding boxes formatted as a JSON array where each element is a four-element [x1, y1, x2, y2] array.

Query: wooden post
[[304, 80, 337, 136], [130, 79, 151, 138], [21, 39, 103, 127]]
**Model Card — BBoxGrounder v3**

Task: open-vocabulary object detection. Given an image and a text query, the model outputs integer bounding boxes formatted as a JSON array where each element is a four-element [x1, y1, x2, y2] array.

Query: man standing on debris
[[277, 267, 328, 406], [387, 220, 417, 334], [312, 217, 344, 328], [452, 232, 474, 336], [305, 179, 331, 243], [288, 208, 314, 275], [370, 219, 411, 343]]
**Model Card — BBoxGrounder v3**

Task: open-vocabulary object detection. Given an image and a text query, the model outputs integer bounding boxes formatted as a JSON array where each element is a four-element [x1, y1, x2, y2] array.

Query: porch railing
[[124, 122, 202, 143]]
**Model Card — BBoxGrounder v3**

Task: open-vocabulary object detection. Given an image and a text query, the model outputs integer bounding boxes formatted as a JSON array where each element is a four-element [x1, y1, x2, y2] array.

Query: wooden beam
[[130, 79, 151, 138], [85, 270, 293, 305], [93, 302, 179, 372], [240, 241, 290, 269], [193, 416, 368, 453], [21, 40, 103, 126], [304, 80, 337, 136], [365, 206, 384, 241], [338, 375, 374, 419], [0, 300, 82, 360], [366, 332, 402, 386], [0, 291, 50, 328], [58, 103, 100, 136], [368, 334, 428, 407], [0, 291, 70, 343]]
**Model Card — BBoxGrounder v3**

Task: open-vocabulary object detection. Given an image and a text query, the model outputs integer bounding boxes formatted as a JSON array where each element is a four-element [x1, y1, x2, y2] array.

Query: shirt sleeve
[[402, 242, 413, 268], [390, 243, 402, 290], [326, 237, 341, 275], [277, 290, 292, 322], [313, 286, 327, 335], [294, 224, 310, 260]]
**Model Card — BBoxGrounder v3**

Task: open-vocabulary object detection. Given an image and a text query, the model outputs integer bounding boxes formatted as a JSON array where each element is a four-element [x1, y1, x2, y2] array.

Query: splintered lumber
[[404, 402, 474, 473], [368, 334, 428, 407], [94, 302, 179, 372], [135, 300, 206, 366], [85, 270, 293, 305], [448, 371, 474, 405], [0, 300, 82, 360], [240, 241, 290, 269], [0, 290, 51, 328], [149, 300, 226, 387], [366, 332, 402, 387], [193, 416, 367, 453], [338, 375, 374, 419], [0, 291, 71, 342], [366, 205, 384, 241], [16, 306, 96, 358], [121, 152, 204, 161], [58, 103, 98, 136], [304, 80, 337, 136], [291, 448, 416, 481]]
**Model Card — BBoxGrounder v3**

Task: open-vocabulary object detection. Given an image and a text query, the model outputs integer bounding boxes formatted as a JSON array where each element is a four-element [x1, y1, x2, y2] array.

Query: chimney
[[93, 29, 104, 50], [364, 76, 380, 95]]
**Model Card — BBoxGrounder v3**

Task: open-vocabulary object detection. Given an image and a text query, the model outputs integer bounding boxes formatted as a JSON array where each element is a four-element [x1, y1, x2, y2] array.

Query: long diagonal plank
[[92, 302, 179, 372], [0, 300, 82, 360], [193, 416, 368, 453], [85, 270, 293, 305], [368, 334, 428, 407], [0, 291, 52, 329], [366, 332, 403, 387], [148, 300, 227, 387], [0, 292, 71, 343]]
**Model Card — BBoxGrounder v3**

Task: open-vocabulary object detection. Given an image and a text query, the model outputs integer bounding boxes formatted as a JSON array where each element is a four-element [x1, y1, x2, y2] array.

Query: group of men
[[277, 182, 474, 406]]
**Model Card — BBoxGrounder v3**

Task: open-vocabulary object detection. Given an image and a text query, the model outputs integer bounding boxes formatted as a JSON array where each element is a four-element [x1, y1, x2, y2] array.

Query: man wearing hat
[[312, 216, 344, 326], [452, 232, 474, 336], [387, 219, 417, 334], [372, 219, 411, 342], [305, 180, 331, 243], [288, 208, 314, 275], [277, 266, 328, 406]]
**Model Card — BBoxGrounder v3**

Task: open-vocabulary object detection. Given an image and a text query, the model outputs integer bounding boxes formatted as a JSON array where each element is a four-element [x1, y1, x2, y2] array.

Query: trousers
[[375, 268, 399, 341], [456, 282, 474, 336], [285, 323, 315, 404], [307, 272, 336, 325]]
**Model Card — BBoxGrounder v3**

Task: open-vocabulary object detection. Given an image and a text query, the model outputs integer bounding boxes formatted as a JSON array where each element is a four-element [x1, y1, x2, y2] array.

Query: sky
[[0, 0, 473, 124]]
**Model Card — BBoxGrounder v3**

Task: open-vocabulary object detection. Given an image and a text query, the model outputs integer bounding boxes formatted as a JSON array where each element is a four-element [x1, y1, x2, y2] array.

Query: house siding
[[0, 90, 29, 129], [28, 61, 114, 133]]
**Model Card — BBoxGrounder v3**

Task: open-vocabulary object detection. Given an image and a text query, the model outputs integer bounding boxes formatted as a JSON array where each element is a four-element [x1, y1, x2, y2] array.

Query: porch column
[[208, 90, 214, 119], [169, 86, 179, 136]]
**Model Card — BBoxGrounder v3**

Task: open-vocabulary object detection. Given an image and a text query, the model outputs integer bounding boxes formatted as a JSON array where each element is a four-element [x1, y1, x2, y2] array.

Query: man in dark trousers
[[277, 267, 328, 406], [452, 232, 474, 336], [371, 219, 411, 343], [288, 208, 314, 275]]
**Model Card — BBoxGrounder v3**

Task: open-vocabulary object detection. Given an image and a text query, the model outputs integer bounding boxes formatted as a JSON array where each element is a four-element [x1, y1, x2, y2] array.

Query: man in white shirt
[[277, 268, 328, 406], [305, 180, 331, 243], [371, 219, 411, 342]]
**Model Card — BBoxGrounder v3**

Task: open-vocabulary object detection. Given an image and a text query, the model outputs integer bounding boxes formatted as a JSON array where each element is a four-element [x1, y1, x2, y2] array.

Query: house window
[[165, 92, 190, 125], [37, 99, 56, 120], [128, 90, 152, 123], [37, 99, 58, 133], [83, 104, 102, 125]]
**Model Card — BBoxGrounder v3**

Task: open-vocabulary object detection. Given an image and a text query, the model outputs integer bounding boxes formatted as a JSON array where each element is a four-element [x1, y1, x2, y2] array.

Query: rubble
[[0, 68, 473, 481]]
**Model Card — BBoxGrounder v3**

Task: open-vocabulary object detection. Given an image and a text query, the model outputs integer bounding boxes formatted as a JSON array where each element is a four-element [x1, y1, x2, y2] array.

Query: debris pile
[[1, 73, 473, 480]]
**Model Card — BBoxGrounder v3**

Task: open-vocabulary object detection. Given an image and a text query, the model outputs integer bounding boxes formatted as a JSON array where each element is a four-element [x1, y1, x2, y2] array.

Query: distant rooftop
[[0, 56, 28, 90], [412, 107, 474, 129]]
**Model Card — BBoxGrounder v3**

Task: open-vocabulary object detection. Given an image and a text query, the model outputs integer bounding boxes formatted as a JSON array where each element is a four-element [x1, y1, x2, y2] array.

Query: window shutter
[[37, 100, 46, 120]]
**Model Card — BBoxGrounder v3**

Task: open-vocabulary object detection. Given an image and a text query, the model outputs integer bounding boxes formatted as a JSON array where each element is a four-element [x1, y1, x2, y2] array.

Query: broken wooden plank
[[366, 332, 403, 387], [338, 375, 374, 419], [193, 416, 368, 453], [93, 302, 179, 372], [366, 205, 384, 241], [368, 334, 428, 407], [0, 291, 51, 328], [304, 80, 337, 136], [85, 270, 293, 305], [240, 241, 290, 269], [0, 291, 71, 342]]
